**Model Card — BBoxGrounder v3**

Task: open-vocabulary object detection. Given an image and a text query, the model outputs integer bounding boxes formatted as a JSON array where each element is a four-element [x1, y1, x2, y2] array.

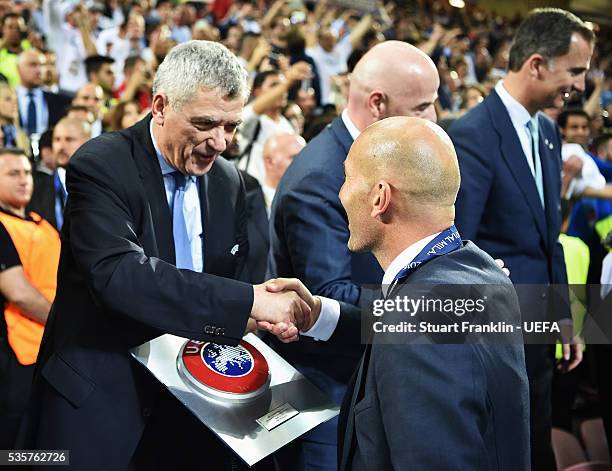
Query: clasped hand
[[248, 278, 322, 343]]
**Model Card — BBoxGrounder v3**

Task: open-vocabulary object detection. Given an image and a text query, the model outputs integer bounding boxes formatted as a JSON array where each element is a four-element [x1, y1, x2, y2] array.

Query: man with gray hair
[[20, 40, 318, 470]]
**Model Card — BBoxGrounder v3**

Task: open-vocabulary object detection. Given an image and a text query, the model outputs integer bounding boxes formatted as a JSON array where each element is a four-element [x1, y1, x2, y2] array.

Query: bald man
[[268, 117, 530, 470], [240, 134, 306, 284], [28, 118, 91, 230], [73, 83, 105, 137], [16, 49, 71, 136], [268, 40, 440, 470]]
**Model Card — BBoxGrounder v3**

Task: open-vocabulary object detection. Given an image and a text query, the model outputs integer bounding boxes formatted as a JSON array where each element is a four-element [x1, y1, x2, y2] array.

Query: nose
[[424, 105, 438, 124], [206, 127, 227, 154], [573, 74, 587, 93]]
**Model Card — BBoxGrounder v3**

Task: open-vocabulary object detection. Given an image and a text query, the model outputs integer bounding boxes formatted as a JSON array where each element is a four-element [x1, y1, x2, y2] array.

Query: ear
[[525, 53, 545, 79], [263, 153, 274, 168], [371, 180, 391, 221], [151, 93, 166, 125], [367, 91, 386, 120]]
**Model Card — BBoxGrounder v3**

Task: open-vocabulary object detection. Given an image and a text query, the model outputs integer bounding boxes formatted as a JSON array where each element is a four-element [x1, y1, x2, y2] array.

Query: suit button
[[541, 292, 547, 299], [142, 407, 152, 417]]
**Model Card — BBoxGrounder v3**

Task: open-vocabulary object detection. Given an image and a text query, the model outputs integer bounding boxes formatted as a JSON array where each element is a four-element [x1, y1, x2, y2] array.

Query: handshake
[[248, 278, 322, 343]]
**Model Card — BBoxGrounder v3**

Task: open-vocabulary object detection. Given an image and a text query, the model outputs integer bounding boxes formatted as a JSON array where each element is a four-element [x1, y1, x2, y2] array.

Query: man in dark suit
[[240, 133, 305, 284], [28, 117, 91, 230], [268, 40, 440, 470], [16, 49, 72, 137], [19, 40, 314, 470], [265, 116, 531, 470], [448, 9, 594, 470]]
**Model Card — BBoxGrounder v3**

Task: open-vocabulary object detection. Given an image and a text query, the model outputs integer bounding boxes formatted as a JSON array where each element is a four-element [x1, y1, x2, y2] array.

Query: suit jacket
[[239, 171, 270, 284], [18, 89, 72, 132], [20, 116, 253, 470], [267, 116, 384, 383], [337, 241, 531, 471], [28, 170, 57, 228], [448, 90, 568, 323]]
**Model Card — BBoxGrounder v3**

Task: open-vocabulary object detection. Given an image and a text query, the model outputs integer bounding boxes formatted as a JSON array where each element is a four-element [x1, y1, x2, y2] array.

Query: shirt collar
[[341, 109, 361, 141], [261, 184, 276, 208], [495, 80, 532, 128], [16, 86, 42, 98], [149, 119, 176, 176], [381, 232, 441, 296]]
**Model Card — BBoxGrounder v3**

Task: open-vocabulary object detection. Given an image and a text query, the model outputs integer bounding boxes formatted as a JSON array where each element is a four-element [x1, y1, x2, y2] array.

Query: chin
[[189, 156, 216, 176]]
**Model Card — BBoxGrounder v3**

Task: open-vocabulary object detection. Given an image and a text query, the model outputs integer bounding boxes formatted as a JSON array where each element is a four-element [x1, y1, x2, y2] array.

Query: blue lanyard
[[391, 225, 462, 285]]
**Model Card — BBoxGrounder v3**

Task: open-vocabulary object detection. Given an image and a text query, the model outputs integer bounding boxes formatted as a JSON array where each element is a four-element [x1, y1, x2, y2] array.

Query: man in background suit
[[28, 117, 91, 230], [19, 41, 317, 470], [266, 117, 531, 470], [268, 40, 440, 470], [448, 9, 594, 470], [240, 133, 305, 284], [16, 49, 71, 138]]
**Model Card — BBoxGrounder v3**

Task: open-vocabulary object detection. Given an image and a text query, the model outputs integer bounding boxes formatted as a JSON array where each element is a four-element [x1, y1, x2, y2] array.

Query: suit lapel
[[251, 189, 269, 242], [538, 115, 561, 251], [487, 92, 548, 246], [329, 116, 354, 156], [131, 116, 175, 264], [339, 343, 371, 471], [197, 172, 210, 271]]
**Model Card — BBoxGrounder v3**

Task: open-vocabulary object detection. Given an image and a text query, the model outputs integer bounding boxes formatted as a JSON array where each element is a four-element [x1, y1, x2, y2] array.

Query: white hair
[[152, 40, 249, 110]]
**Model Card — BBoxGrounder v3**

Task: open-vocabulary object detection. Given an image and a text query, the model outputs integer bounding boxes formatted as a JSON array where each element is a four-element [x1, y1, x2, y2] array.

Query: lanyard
[[391, 225, 462, 287]]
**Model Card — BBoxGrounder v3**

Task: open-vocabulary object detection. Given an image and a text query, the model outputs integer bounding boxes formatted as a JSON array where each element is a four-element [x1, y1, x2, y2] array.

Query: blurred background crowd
[[1, 0, 612, 468]]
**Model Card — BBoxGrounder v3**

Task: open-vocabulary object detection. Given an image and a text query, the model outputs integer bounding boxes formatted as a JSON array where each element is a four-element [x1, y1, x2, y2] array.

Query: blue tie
[[172, 172, 194, 270], [26, 91, 37, 136], [527, 118, 545, 208]]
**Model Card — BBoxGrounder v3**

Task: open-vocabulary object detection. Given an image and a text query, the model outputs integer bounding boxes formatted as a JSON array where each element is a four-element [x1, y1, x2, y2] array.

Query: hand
[[251, 282, 312, 337], [557, 336, 583, 373], [257, 278, 322, 343], [286, 61, 312, 83], [563, 155, 583, 180]]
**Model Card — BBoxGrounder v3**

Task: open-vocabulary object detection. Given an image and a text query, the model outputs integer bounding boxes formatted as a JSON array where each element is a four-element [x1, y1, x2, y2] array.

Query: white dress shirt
[[341, 109, 361, 141], [495, 81, 540, 179], [303, 233, 441, 341], [150, 121, 203, 272], [16, 86, 49, 135]]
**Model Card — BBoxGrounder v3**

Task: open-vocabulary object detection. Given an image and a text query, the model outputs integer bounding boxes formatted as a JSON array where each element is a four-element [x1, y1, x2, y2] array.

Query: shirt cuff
[[300, 296, 340, 341]]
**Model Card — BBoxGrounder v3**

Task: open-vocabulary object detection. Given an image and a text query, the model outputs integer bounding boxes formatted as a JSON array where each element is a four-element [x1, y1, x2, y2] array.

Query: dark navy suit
[[18, 117, 253, 470], [268, 116, 383, 470], [448, 90, 569, 471], [336, 241, 531, 471]]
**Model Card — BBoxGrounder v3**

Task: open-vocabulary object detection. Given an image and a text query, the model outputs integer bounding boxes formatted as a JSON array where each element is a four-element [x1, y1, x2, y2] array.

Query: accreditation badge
[[130, 333, 339, 467]]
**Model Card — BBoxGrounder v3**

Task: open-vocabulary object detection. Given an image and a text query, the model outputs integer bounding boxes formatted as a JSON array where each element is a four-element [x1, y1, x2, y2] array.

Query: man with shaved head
[[16, 49, 71, 137], [268, 117, 530, 469], [268, 40, 440, 470]]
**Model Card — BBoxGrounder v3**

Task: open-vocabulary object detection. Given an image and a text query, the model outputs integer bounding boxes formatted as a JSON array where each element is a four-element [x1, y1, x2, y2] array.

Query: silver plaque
[[130, 333, 340, 467]]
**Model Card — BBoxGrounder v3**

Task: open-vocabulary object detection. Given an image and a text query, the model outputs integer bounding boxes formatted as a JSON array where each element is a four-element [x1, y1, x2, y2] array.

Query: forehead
[[261, 74, 282, 87], [555, 33, 592, 66], [179, 88, 244, 120], [54, 124, 82, 138], [23, 53, 43, 64], [567, 114, 588, 124], [0, 154, 30, 170]]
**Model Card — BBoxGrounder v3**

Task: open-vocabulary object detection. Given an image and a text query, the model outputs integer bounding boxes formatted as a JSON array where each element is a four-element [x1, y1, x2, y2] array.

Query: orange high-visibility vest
[[0, 211, 60, 365]]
